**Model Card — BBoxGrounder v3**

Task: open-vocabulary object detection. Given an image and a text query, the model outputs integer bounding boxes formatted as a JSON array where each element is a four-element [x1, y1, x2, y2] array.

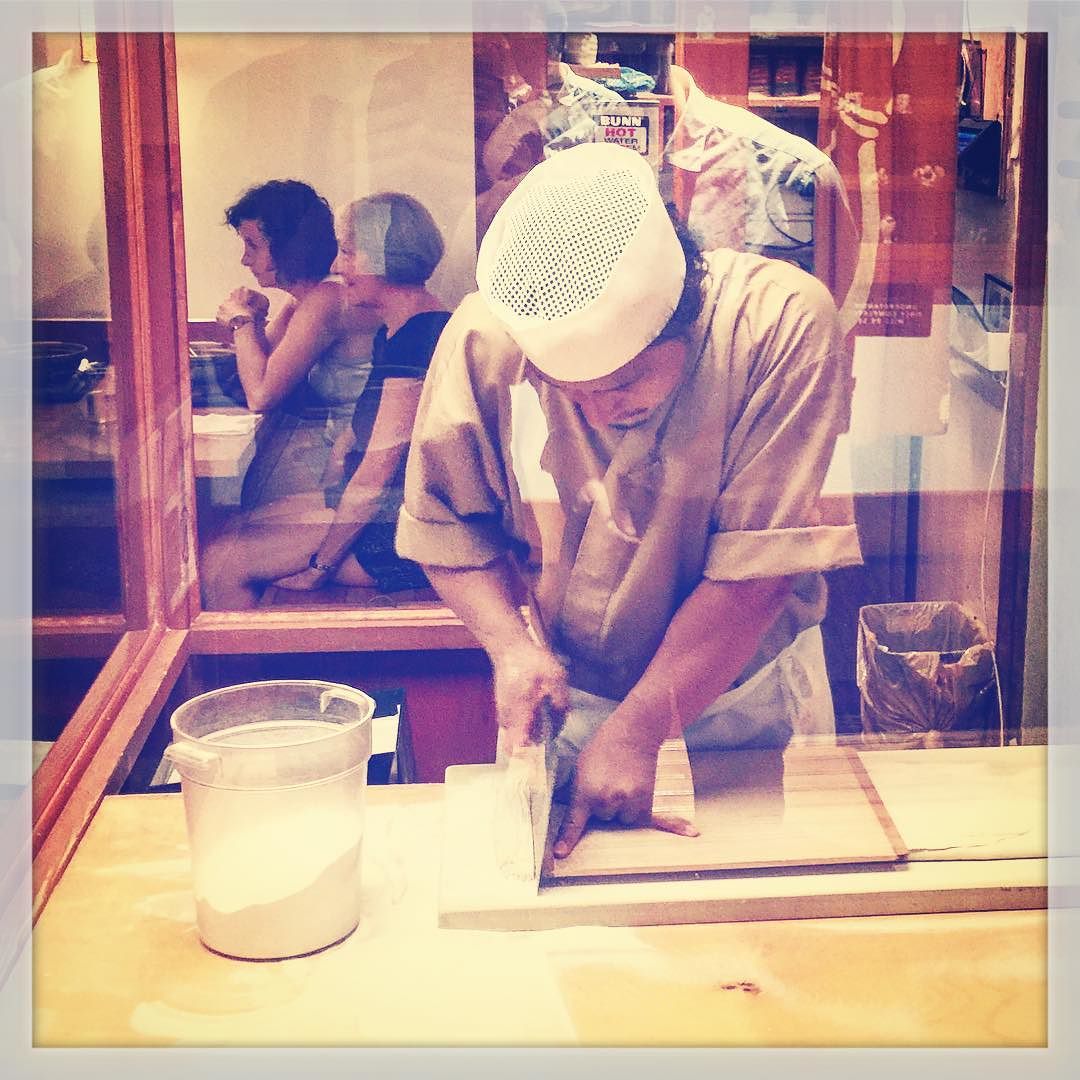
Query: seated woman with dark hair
[[202, 192, 450, 609], [215, 179, 377, 508]]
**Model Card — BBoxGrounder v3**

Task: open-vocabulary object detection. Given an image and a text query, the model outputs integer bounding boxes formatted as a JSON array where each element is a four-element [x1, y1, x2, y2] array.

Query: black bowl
[[188, 341, 247, 407], [32, 341, 95, 403], [33, 340, 89, 386]]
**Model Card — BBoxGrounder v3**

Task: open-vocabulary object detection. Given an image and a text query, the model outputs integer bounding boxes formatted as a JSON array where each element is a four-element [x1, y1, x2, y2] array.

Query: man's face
[[533, 337, 688, 430]]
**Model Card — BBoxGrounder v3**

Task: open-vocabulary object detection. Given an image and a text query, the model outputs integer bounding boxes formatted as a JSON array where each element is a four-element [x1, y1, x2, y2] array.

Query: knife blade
[[492, 700, 558, 886], [491, 593, 561, 887]]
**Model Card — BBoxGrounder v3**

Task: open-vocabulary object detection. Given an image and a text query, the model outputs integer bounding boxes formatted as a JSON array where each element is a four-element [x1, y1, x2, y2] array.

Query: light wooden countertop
[[33, 401, 262, 481], [33, 749, 1051, 1048]]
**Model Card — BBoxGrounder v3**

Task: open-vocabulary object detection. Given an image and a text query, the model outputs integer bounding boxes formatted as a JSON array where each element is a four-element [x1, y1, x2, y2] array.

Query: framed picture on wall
[[983, 273, 1013, 332]]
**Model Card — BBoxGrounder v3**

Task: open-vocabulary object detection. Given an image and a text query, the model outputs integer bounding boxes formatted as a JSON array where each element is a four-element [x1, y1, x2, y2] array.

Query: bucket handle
[[163, 742, 222, 785], [319, 687, 375, 726]]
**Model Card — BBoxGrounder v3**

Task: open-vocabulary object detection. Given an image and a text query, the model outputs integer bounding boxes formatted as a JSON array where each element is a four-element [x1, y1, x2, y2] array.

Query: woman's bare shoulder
[[301, 278, 347, 313]]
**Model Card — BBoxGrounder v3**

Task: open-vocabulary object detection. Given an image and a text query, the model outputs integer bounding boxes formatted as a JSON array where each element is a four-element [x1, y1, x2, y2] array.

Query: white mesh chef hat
[[476, 142, 686, 382]]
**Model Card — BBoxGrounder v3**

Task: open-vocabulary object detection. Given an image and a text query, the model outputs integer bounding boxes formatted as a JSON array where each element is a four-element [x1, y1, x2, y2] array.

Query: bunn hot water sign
[[591, 101, 662, 175]]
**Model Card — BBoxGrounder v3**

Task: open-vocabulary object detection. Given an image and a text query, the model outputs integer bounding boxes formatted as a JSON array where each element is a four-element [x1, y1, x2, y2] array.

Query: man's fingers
[[552, 801, 591, 859], [553, 808, 699, 861], [650, 813, 701, 838]]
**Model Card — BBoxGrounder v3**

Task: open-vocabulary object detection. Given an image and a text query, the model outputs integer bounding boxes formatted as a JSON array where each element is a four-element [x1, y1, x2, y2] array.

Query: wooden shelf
[[631, 91, 675, 107], [567, 62, 621, 81], [747, 92, 821, 113], [749, 33, 824, 49]]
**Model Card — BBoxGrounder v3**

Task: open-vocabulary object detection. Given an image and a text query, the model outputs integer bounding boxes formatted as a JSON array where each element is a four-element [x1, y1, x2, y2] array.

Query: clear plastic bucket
[[165, 680, 375, 960]]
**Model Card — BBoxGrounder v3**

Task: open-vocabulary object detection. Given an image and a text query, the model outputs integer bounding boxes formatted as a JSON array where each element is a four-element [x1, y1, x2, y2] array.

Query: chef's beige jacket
[[398, 249, 863, 700]]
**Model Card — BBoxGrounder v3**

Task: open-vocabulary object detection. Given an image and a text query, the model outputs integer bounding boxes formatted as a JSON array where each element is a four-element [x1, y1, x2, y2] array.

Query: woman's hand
[[216, 287, 270, 327], [272, 566, 329, 592], [272, 556, 332, 592], [490, 639, 569, 753]]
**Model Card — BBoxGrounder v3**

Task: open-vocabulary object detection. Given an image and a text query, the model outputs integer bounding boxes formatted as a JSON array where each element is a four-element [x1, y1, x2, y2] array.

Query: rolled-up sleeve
[[397, 297, 521, 570], [703, 264, 862, 581]]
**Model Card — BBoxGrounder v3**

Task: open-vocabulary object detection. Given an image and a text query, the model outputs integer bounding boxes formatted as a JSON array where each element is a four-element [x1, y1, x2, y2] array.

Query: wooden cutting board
[[438, 746, 1046, 931], [545, 745, 907, 880]]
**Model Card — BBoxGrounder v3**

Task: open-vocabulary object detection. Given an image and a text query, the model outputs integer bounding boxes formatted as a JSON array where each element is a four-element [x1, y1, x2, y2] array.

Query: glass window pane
[[175, 33, 477, 612], [32, 32, 121, 618], [31, 31, 125, 765]]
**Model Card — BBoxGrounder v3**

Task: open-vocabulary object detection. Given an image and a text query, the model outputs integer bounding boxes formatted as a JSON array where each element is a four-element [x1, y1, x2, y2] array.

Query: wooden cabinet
[[676, 31, 823, 141]]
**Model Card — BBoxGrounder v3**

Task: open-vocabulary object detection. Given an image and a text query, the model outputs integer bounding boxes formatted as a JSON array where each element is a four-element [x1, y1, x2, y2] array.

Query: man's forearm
[[617, 575, 794, 751], [425, 560, 536, 661], [426, 560, 569, 744]]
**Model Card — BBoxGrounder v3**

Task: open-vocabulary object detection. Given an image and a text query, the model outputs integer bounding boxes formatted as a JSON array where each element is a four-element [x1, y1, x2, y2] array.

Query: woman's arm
[[321, 424, 358, 489], [273, 378, 424, 589], [221, 281, 343, 412]]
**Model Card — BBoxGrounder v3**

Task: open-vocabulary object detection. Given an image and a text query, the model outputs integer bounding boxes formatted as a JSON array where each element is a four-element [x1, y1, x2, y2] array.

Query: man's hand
[[552, 710, 700, 859], [552, 718, 657, 858], [490, 639, 569, 753]]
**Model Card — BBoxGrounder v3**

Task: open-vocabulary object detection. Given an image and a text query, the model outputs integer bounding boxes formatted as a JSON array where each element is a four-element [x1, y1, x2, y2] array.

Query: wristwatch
[[308, 553, 337, 575], [228, 313, 255, 332]]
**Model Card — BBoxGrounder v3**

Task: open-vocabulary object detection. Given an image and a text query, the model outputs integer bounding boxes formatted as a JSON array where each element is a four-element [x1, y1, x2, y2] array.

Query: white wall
[[32, 35, 109, 318], [32, 33, 479, 320], [175, 33, 477, 318]]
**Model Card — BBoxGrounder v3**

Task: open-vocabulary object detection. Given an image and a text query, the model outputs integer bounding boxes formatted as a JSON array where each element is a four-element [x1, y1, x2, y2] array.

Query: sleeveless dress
[[323, 310, 450, 593], [239, 336, 373, 511]]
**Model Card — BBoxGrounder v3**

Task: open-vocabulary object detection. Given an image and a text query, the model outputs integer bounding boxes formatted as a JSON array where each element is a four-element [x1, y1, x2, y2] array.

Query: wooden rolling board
[[857, 745, 1050, 860], [439, 747, 1048, 931], [546, 746, 906, 880]]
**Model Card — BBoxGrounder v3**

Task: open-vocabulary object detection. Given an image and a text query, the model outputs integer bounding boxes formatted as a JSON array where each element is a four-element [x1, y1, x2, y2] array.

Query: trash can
[[856, 601, 999, 749]]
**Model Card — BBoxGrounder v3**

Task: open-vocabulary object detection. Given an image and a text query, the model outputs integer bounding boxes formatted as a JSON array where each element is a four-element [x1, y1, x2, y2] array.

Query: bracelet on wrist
[[228, 313, 257, 333], [308, 553, 337, 575]]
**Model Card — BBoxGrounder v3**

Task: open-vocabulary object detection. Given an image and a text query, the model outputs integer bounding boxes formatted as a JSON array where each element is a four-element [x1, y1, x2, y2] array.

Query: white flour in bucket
[[191, 802, 364, 958], [196, 842, 362, 959], [169, 689, 375, 959]]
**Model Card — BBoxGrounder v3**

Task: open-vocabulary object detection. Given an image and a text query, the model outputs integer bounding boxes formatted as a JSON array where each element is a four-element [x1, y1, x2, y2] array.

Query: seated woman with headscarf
[[202, 192, 449, 609], [215, 179, 377, 509]]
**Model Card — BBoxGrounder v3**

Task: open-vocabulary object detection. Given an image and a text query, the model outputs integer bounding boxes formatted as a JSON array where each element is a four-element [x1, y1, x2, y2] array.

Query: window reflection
[[32, 35, 121, 617], [176, 33, 476, 610], [201, 192, 449, 609], [31, 32, 124, 768], [88, 25, 1027, 712], [27, 28, 1041, 754]]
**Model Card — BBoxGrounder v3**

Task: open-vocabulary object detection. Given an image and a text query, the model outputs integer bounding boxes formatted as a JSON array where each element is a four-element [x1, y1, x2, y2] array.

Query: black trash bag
[[856, 601, 999, 748]]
